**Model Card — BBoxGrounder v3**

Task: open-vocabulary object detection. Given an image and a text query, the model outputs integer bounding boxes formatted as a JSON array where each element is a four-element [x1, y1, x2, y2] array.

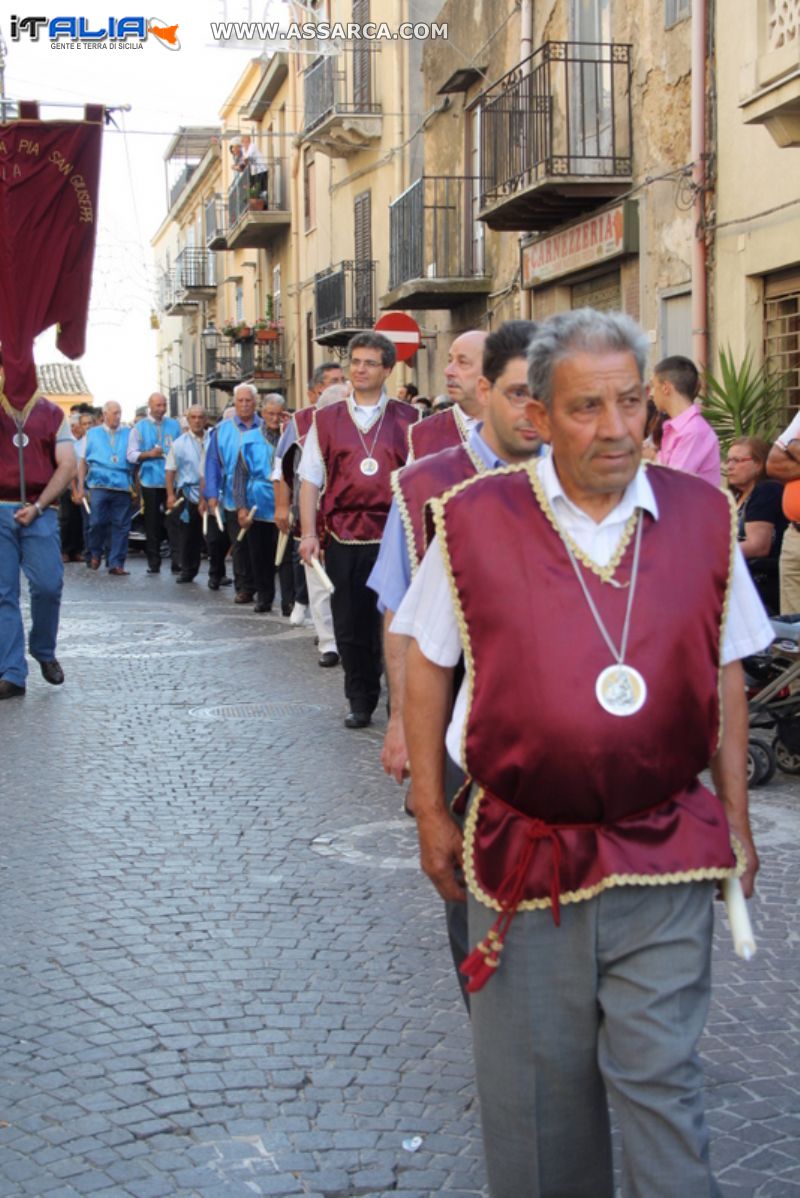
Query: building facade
[[151, 0, 799, 424]]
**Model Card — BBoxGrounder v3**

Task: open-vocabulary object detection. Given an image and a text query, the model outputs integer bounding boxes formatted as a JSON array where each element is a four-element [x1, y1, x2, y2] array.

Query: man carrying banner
[[0, 389, 76, 697]]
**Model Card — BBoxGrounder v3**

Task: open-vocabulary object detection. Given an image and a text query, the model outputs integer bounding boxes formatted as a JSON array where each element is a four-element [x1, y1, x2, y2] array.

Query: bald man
[[77, 401, 134, 575], [407, 330, 487, 462], [127, 393, 182, 574]]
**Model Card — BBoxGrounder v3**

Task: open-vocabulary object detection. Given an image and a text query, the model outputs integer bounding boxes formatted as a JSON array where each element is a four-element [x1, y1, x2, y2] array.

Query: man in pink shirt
[[653, 355, 721, 486]]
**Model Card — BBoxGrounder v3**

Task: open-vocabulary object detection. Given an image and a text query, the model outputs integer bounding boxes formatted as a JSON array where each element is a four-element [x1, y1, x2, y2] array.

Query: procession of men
[[0, 313, 779, 1198]]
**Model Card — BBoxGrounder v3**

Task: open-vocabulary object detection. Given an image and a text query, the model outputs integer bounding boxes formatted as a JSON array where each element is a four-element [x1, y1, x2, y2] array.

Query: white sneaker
[[289, 602, 308, 626]]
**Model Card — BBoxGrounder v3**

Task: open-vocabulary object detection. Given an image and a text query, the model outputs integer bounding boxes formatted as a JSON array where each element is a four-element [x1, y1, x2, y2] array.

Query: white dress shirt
[[299, 393, 389, 489]]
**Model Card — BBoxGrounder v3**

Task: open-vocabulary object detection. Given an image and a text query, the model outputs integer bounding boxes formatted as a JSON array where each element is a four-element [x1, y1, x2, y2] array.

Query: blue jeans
[[0, 506, 63, 686], [88, 488, 132, 569]]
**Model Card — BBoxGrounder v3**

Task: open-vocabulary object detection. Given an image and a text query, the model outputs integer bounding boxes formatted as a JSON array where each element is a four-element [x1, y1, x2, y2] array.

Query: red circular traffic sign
[[374, 312, 422, 363]]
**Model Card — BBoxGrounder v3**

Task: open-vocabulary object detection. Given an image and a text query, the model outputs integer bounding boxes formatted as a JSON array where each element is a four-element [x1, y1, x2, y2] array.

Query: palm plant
[[702, 347, 786, 453]]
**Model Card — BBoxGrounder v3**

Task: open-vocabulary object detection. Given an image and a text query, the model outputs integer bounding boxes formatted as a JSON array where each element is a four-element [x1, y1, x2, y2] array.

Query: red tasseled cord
[[460, 819, 562, 993]]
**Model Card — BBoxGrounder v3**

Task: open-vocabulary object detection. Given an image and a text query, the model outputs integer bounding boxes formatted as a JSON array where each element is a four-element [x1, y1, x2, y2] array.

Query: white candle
[[722, 876, 757, 961], [82, 497, 91, 514], [202, 511, 208, 537], [309, 555, 335, 594], [236, 506, 257, 542], [215, 506, 224, 532], [275, 530, 289, 567]]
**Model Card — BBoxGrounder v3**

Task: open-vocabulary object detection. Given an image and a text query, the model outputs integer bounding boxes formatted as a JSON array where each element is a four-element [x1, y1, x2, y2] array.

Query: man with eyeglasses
[[407, 330, 487, 461], [369, 320, 543, 1002], [299, 332, 419, 728]]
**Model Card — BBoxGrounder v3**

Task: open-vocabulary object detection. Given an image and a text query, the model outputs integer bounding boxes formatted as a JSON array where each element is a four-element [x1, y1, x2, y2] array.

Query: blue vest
[[215, 419, 252, 510], [240, 428, 276, 521], [136, 417, 181, 488], [171, 431, 205, 504], [85, 426, 132, 491]]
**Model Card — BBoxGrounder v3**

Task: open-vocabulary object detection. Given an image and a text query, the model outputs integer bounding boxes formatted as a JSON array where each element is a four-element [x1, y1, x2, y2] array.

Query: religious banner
[[0, 102, 103, 411]]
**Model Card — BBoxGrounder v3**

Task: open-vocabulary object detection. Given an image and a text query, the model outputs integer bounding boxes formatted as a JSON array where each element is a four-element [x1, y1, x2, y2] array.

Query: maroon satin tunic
[[294, 406, 314, 447], [408, 407, 464, 461], [439, 464, 737, 918], [393, 443, 478, 571], [0, 397, 63, 503], [316, 399, 418, 543]]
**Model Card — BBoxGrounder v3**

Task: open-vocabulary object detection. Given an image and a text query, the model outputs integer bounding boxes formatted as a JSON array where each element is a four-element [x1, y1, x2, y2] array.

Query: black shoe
[[281, 606, 293, 617], [0, 680, 25, 700], [219, 577, 233, 587], [318, 652, 340, 668], [146, 565, 160, 575], [38, 659, 65, 686], [234, 591, 255, 605], [208, 578, 221, 590], [175, 574, 194, 584], [344, 710, 371, 729], [253, 601, 272, 613], [171, 564, 182, 575]]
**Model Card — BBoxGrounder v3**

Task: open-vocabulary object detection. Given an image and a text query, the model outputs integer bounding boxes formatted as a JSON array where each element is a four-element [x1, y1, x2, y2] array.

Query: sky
[[3, 1, 307, 417]]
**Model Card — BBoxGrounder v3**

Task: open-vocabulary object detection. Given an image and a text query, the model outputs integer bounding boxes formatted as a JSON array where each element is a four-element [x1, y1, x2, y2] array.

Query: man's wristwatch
[[33, 501, 43, 517]]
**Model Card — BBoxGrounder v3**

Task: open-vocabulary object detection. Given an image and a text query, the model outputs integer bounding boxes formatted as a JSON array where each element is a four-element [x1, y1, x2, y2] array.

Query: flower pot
[[248, 198, 265, 211], [255, 329, 280, 342]]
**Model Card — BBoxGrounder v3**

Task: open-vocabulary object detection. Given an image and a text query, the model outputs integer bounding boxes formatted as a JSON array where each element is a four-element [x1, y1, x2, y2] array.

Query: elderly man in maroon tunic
[[395, 308, 773, 1198]]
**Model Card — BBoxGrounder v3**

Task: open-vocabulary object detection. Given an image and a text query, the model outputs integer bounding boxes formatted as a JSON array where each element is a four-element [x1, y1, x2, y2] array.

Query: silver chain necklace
[[353, 402, 388, 476], [558, 508, 648, 717]]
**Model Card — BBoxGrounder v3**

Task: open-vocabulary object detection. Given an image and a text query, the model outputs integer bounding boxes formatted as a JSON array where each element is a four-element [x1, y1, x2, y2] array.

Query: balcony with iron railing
[[302, 49, 382, 156], [175, 248, 216, 293], [205, 194, 227, 250], [241, 331, 286, 384], [225, 162, 290, 251], [477, 41, 633, 231], [381, 176, 492, 311], [205, 340, 253, 393], [740, 0, 800, 145], [314, 260, 376, 345]]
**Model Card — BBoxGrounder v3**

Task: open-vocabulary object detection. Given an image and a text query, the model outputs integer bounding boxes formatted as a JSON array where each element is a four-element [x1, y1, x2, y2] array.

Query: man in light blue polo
[[165, 404, 207, 584], [234, 395, 280, 612], [127, 392, 182, 575], [204, 384, 262, 602], [76, 401, 134, 576]]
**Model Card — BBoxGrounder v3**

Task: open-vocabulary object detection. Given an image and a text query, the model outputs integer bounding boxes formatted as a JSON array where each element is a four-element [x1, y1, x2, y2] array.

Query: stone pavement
[[0, 556, 798, 1198]]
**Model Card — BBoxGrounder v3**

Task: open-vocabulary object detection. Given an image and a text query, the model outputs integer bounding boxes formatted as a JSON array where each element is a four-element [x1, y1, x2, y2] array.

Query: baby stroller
[[744, 614, 800, 785]]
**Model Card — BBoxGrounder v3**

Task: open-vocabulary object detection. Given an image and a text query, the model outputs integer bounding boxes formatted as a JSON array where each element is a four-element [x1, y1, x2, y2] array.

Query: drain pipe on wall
[[519, 0, 534, 321], [691, 0, 708, 371]]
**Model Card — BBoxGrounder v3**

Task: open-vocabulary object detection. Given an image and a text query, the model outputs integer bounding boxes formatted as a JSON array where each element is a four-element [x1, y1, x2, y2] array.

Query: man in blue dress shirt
[[127, 392, 182, 575], [204, 384, 262, 600]]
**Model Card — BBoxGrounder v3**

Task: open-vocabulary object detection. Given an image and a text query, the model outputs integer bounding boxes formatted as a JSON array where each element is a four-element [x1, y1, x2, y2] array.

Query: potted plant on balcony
[[248, 183, 266, 212], [253, 317, 281, 343], [222, 318, 252, 341]]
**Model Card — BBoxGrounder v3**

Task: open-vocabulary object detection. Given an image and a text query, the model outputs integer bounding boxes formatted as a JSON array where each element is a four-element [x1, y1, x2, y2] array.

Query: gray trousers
[[468, 880, 721, 1198]]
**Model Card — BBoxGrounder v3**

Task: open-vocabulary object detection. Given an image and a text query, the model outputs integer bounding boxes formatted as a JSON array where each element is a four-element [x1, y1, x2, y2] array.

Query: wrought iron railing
[[478, 42, 633, 207], [169, 164, 196, 210], [205, 194, 227, 245], [314, 260, 376, 337], [302, 49, 380, 134], [175, 248, 216, 291], [227, 160, 286, 227], [389, 176, 487, 291], [205, 340, 253, 385], [158, 270, 175, 312]]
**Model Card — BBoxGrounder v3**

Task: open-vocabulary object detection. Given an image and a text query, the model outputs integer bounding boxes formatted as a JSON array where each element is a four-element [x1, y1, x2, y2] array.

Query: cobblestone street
[[1, 559, 798, 1198]]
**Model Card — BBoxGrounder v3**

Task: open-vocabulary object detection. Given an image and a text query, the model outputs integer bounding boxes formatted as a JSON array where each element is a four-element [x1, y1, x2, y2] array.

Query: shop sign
[[521, 201, 638, 288]]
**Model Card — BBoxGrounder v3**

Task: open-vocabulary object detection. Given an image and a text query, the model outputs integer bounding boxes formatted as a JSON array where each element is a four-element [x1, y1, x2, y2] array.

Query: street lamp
[[201, 322, 219, 354]]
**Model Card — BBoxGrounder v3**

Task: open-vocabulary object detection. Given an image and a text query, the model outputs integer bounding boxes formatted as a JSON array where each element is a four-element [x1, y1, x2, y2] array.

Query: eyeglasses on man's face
[[725, 455, 753, 466]]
